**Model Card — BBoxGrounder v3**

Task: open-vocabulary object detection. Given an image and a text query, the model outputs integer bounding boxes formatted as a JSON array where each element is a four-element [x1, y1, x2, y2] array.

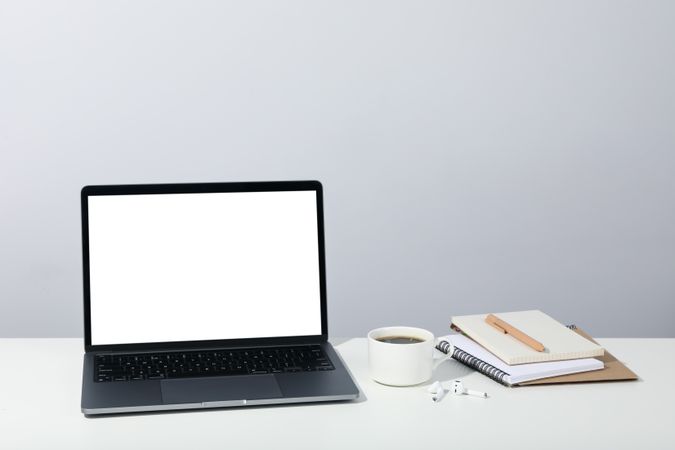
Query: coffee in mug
[[376, 336, 425, 345]]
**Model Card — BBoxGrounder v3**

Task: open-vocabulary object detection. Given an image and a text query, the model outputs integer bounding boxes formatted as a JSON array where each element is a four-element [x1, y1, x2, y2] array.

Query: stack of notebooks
[[437, 310, 638, 387]]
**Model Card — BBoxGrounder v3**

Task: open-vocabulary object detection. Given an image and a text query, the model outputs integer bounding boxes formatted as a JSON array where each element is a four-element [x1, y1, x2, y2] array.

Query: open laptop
[[80, 181, 359, 415]]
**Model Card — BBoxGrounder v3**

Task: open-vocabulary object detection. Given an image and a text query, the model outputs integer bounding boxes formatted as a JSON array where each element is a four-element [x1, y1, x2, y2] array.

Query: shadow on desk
[[428, 359, 475, 385]]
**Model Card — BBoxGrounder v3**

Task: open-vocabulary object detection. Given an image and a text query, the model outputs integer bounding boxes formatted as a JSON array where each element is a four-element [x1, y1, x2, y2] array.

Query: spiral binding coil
[[436, 340, 509, 386]]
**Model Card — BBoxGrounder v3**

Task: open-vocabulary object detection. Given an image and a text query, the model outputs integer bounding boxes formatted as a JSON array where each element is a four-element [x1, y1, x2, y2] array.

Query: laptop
[[80, 180, 359, 415]]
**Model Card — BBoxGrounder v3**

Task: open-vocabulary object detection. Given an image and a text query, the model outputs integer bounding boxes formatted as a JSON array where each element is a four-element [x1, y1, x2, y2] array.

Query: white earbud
[[427, 381, 447, 402], [451, 380, 488, 398]]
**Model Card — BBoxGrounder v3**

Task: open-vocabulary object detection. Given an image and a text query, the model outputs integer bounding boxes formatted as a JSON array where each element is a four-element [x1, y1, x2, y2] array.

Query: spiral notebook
[[436, 333, 604, 387]]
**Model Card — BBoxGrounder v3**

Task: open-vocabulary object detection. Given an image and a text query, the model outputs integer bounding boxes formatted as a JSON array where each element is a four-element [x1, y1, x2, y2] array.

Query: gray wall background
[[1, 1, 674, 338]]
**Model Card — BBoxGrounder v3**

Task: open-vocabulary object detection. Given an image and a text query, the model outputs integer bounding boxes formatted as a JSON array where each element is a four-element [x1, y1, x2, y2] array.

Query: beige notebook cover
[[451, 310, 605, 365]]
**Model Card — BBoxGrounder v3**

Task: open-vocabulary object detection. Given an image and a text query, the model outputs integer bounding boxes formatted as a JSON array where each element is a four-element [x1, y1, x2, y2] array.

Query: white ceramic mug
[[367, 326, 435, 386]]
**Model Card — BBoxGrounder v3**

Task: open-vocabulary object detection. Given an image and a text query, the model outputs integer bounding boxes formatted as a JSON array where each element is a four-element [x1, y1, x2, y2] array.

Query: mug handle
[[432, 340, 454, 370]]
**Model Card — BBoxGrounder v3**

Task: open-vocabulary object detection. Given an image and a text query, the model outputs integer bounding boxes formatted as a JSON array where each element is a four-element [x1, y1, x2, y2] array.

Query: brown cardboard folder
[[518, 326, 638, 386]]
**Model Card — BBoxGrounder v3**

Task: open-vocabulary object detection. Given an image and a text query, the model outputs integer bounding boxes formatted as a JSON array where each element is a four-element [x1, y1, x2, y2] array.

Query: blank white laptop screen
[[87, 190, 322, 346]]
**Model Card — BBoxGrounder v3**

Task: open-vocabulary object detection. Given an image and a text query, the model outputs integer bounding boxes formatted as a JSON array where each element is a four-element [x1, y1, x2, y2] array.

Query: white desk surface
[[0, 338, 673, 450]]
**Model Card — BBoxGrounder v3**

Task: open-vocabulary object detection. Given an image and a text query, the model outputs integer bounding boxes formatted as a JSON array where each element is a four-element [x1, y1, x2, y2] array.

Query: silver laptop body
[[80, 181, 359, 415]]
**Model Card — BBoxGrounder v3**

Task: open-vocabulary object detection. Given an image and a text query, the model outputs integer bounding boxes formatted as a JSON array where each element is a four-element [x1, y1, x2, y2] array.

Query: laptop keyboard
[[94, 345, 335, 382]]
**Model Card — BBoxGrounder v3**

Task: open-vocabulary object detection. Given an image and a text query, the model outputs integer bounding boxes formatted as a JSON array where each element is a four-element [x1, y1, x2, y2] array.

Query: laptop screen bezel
[[81, 180, 328, 353]]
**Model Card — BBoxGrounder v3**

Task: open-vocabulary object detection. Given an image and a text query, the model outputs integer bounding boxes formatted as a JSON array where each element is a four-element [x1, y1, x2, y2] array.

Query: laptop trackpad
[[161, 375, 282, 404]]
